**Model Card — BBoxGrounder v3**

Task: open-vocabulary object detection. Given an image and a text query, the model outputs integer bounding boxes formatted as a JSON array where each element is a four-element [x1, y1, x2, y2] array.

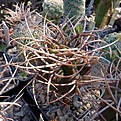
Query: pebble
[[78, 108, 84, 114], [58, 116, 65, 121], [57, 108, 63, 116], [6, 106, 14, 118], [40, 94, 46, 104], [14, 107, 21, 112], [22, 116, 31, 121], [29, 81, 103, 121], [73, 100, 83, 109], [61, 106, 67, 115], [14, 111, 24, 117], [22, 104, 29, 115], [49, 112, 55, 119], [67, 117, 74, 121], [95, 90, 100, 96], [76, 111, 80, 116], [46, 111, 55, 119], [73, 94, 79, 101], [49, 105, 58, 113], [63, 114, 69, 120], [83, 105, 88, 110], [86, 103, 91, 108]]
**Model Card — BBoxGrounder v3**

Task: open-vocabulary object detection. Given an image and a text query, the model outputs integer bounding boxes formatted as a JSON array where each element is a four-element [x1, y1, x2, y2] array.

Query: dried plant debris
[[1, 3, 121, 121], [0, 52, 18, 95], [5, 3, 35, 26]]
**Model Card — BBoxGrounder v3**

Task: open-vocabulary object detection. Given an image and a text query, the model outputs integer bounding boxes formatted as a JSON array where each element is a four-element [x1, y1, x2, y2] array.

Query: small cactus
[[42, 0, 64, 21], [63, 0, 86, 19], [102, 32, 121, 67], [42, 0, 86, 22]]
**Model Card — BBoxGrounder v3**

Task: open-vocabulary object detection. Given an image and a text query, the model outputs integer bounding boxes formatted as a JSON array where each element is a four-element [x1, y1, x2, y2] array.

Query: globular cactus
[[42, 0, 64, 21], [42, 0, 86, 22], [63, 0, 86, 19], [102, 32, 121, 67]]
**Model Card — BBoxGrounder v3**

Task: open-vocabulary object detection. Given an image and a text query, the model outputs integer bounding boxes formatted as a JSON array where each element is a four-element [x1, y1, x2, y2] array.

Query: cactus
[[42, 0, 86, 22], [95, 0, 113, 28], [95, 0, 121, 28], [63, 0, 86, 19], [102, 32, 121, 68], [42, 0, 64, 21]]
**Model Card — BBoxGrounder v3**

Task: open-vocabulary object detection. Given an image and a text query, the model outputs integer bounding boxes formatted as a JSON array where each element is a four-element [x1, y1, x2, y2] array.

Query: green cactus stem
[[95, 0, 114, 28]]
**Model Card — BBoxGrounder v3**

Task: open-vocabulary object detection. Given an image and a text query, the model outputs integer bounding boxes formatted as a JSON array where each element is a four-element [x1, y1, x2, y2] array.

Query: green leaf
[[19, 72, 27, 78], [75, 24, 83, 34]]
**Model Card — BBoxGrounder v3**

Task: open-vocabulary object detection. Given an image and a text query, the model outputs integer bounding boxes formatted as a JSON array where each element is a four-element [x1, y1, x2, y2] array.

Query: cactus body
[[42, 0, 64, 21], [63, 0, 85, 19], [95, 0, 113, 28], [103, 32, 121, 68], [42, 0, 86, 21]]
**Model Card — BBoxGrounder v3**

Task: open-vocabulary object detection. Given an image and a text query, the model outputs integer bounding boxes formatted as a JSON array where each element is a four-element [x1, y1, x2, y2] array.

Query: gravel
[[0, 96, 35, 121], [29, 81, 103, 121]]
